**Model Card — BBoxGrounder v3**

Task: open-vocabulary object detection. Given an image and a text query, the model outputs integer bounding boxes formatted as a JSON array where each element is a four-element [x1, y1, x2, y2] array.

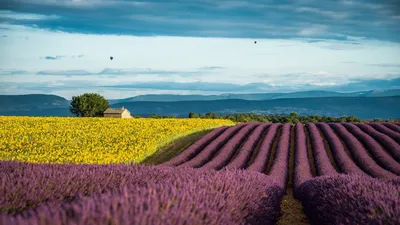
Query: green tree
[[289, 112, 300, 124], [345, 116, 360, 122], [69, 93, 109, 117], [205, 112, 217, 119], [149, 114, 162, 118], [237, 114, 250, 122], [289, 112, 299, 118], [188, 112, 199, 118], [227, 115, 236, 121]]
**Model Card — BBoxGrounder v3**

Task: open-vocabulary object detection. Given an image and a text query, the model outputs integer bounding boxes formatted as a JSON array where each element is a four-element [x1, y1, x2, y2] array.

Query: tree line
[[68, 93, 399, 123], [148, 112, 398, 123]]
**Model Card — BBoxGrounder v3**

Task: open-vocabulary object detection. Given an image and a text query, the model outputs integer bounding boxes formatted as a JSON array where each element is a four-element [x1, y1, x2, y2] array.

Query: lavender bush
[[162, 126, 229, 166], [179, 124, 246, 168], [296, 174, 400, 225], [383, 122, 400, 133], [0, 161, 284, 225], [293, 123, 312, 197], [225, 123, 270, 170], [202, 123, 259, 170], [268, 123, 291, 189], [306, 123, 338, 176], [316, 123, 366, 175], [368, 123, 400, 144], [356, 123, 400, 163], [329, 123, 397, 179], [3, 122, 400, 225], [341, 123, 400, 175], [247, 123, 282, 172]]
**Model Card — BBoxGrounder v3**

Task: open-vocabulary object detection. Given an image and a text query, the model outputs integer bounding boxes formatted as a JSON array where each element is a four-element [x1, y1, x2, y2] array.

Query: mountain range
[[108, 89, 400, 104], [1, 89, 400, 119]]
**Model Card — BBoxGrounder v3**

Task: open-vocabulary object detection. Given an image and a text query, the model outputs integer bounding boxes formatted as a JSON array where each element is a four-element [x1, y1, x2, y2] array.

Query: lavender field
[[1, 122, 400, 225]]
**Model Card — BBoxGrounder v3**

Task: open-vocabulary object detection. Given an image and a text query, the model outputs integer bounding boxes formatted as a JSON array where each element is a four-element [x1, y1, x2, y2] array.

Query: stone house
[[103, 106, 132, 118]]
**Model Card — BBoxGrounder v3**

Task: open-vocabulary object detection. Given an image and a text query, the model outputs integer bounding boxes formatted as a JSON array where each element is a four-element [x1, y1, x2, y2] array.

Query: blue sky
[[0, 0, 399, 99]]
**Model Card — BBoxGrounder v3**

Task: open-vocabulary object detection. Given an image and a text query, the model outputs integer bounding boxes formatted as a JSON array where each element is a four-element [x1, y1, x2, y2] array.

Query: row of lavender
[[163, 122, 400, 176], [1, 122, 400, 224], [0, 123, 290, 225], [162, 121, 400, 224], [293, 123, 400, 224], [0, 161, 284, 225]]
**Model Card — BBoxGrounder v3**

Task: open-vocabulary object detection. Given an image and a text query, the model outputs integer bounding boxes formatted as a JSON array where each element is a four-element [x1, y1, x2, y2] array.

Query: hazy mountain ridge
[[0, 94, 70, 112], [108, 89, 400, 104], [1, 91, 399, 119], [110, 97, 400, 119]]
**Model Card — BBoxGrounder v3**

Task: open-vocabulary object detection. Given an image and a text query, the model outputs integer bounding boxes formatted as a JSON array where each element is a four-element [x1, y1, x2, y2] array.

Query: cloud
[[0, 10, 60, 20], [367, 63, 400, 68], [314, 71, 331, 76], [304, 39, 326, 43], [1, 23, 400, 98], [44, 56, 62, 60], [331, 77, 400, 92], [212, 1, 268, 9], [2, 0, 400, 42], [198, 66, 224, 70], [297, 24, 328, 36], [127, 14, 274, 30], [96, 77, 400, 94], [295, 7, 349, 19], [102, 81, 273, 92], [44, 56, 57, 60], [315, 42, 364, 50], [37, 70, 92, 75], [42, 55, 84, 60], [34, 67, 217, 76], [2, 76, 400, 99], [341, 1, 384, 10], [7, 0, 118, 8], [0, 69, 27, 75]]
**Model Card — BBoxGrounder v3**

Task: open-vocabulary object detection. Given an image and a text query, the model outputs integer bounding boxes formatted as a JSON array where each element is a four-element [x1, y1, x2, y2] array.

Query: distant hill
[[1, 93, 399, 119], [0, 108, 73, 117], [0, 94, 70, 115], [111, 96, 400, 119], [108, 89, 400, 103]]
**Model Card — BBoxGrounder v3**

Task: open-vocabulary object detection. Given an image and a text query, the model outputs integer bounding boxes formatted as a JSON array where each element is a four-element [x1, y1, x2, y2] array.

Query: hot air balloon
[[110, 56, 113, 60]]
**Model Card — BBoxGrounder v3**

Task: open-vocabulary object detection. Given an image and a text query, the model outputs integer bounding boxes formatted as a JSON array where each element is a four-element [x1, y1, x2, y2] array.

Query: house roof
[[104, 107, 127, 114]]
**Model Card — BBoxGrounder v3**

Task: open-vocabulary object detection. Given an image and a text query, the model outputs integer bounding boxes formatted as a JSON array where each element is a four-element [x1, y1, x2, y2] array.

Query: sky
[[0, 0, 400, 99]]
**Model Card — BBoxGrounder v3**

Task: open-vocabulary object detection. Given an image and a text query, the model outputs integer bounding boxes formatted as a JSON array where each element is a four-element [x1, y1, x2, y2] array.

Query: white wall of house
[[121, 110, 132, 118]]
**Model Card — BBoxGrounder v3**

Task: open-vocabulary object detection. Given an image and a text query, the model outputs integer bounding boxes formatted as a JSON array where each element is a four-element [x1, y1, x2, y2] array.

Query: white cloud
[[127, 14, 274, 30], [11, 0, 155, 8], [12, 0, 109, 8], [214, 1, 266, 9], [345, 36, 367, 41], [295, 7, 349, 19], [314, 71, 331, 76], [0, 24, 399, 98], [341, 1, 384, 10], [297, 24, 328, 36], [0, 10, 60, 20]]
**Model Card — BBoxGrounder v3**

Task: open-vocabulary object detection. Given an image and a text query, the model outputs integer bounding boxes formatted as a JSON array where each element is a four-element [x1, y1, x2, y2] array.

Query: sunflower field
[[0, 116, 234, 164]]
